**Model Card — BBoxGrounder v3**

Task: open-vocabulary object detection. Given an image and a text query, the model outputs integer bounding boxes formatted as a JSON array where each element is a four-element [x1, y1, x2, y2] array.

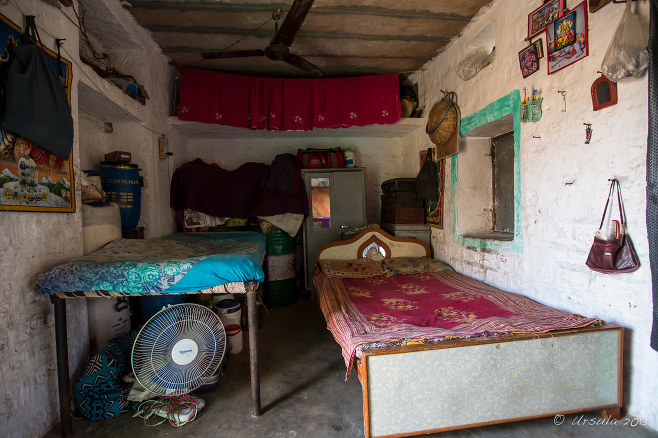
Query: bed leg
[[601, 407, 621, 420], [247, 282, 261, 417], [53, 298, 72, 437]]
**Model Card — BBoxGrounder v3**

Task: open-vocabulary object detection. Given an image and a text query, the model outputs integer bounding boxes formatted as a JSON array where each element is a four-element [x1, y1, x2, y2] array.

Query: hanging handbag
[[415, 148, 438, 201], [585, 179, 640, 273], [0, 16, 73, 158]]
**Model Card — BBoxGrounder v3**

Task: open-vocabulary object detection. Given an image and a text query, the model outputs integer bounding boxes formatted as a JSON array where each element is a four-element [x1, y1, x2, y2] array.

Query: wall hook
[[584, 123, 592, 144], [558, 90, 567, 112]]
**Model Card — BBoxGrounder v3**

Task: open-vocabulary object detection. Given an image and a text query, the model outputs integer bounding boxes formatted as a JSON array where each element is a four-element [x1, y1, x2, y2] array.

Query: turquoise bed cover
[[36, 232, 266, 295]]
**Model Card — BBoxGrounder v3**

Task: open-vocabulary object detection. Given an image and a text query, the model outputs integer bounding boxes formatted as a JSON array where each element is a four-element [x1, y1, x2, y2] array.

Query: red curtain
[[178, 67, 402, 131]]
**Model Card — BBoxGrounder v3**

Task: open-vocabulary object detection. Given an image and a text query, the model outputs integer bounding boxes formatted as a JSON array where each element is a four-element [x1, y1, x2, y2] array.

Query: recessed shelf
[[167, 117, 426, 139]]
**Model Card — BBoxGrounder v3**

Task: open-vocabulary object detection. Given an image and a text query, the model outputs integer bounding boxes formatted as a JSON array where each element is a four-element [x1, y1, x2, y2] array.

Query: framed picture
[[534, 38, 544, 59], [589, 0, 612, 12], [518, 44, 540, 78], [528, 0, 565, 40], [425, 158, 445, 229], [0, 13, 75, 212], [546, 1, 588, 75], [591, 75, 618, 111]]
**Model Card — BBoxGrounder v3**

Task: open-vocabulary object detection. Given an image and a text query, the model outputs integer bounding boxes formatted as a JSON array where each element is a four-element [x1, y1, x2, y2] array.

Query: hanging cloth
[[0, 16, 73, 158]]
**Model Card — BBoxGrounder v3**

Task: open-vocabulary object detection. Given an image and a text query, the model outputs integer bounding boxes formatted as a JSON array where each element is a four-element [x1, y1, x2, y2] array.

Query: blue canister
[[99, 161, 141, 229]]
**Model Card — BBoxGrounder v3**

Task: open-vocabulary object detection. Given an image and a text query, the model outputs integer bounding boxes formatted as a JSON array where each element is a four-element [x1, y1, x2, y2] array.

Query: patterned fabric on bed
[[383, 257, 453, 276], [319, 259, 389, 278], [315, 269, 604, 378], [36, 232, 266, 295]]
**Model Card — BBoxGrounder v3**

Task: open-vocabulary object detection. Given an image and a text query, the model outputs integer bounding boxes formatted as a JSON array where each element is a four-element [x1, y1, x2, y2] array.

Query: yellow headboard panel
[[315, 227, 431, 263]]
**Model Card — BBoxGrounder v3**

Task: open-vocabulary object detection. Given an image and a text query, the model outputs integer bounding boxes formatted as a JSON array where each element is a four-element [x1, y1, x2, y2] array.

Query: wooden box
[[381, 192, 423, 208], [381, 207, 424, 224], [381, 178, 416, 194]]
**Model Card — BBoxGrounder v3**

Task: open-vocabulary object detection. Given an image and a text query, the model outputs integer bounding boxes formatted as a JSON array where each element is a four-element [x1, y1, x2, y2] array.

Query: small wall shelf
[[167, 117, 425, 140]]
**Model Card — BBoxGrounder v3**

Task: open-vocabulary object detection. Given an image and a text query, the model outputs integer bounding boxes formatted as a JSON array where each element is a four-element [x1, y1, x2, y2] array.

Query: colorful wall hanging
[[0, 13, 75, 213], [547, 1, 589, 75], [519, 43, 540, 78], [420, 149, 445, 229], [528, 0, 565, 40]]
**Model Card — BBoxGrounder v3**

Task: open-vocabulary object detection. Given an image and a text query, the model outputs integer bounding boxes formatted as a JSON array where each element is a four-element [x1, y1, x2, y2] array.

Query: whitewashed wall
[[176, 136, 408, 223], [0, 1, 172, 437], [407, 0, 657, 430]]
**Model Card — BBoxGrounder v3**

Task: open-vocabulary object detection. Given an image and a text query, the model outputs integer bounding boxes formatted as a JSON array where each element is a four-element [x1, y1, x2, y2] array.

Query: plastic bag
[[601, 1, 649, 82], [457, 48, 495, 81]]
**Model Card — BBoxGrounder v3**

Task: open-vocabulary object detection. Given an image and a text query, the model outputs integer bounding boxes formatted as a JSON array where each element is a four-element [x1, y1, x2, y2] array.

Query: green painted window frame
[[450, 90, 523, 253]]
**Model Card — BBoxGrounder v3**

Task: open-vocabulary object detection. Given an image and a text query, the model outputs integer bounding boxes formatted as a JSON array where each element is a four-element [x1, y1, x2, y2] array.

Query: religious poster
[[0, 13, 75, 212]]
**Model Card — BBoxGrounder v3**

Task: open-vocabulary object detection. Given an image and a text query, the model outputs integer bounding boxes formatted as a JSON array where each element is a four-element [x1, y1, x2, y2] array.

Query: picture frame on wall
[[533, 38, 544, 59], [518, 44, 540, 78], [546, 1, 588, 75], [528, 0, 566, 40], [0, 13, 75, 213]]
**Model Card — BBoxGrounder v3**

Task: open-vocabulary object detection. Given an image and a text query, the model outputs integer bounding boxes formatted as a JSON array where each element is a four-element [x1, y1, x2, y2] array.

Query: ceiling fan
[[202, 0, 325, 78]]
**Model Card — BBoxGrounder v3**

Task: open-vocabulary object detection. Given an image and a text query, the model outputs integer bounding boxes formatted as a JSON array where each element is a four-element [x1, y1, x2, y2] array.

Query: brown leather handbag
[[586, 179, 640, 273]]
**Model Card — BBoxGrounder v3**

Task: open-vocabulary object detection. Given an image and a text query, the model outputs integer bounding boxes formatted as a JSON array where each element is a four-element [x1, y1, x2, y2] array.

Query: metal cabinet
[[302, 168, 367, 290]]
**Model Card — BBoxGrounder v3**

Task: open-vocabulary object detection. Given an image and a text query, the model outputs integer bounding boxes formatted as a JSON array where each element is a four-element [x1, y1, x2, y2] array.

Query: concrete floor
[[47, 296, 658, 438]]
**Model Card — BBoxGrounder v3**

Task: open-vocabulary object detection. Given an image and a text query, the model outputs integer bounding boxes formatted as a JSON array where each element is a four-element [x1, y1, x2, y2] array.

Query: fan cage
[[132, 303, 226, 396]]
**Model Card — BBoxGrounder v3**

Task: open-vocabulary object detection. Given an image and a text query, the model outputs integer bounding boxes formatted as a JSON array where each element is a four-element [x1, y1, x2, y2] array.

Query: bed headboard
[[314, 227, 431, 263]]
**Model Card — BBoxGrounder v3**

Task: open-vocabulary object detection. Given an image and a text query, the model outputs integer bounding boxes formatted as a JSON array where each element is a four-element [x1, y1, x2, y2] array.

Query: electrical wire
[[183, 15, 274, 67], [136, 394, 202, 427]]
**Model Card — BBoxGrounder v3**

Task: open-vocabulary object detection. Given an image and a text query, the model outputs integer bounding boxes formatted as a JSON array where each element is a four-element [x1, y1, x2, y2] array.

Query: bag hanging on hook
[[415, 148, 438, 202], [0, 16, 73, 158], [585, 179, 640, 273]]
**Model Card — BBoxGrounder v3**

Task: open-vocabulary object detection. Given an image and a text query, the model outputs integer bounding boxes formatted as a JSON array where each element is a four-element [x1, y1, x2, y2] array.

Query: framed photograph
[[518, 44, 540, 78], [547, 1, 588, 75], [528, 0, 565, 40], [589, 0, 612, 12], [533, 38, 544, 59], [0, 13, 75, 212]]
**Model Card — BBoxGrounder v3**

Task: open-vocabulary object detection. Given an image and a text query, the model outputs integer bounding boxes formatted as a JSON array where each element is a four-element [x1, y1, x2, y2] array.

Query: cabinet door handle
[[340, 225, 351, 229]]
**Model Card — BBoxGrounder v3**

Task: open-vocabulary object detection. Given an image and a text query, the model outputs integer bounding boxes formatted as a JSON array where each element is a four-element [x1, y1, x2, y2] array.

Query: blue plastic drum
[[99, 162, 141, 229]]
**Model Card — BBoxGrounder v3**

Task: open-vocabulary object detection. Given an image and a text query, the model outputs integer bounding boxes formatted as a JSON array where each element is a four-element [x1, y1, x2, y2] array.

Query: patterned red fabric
[[178, 67, 402, 131], [315, 270, 603, 378]]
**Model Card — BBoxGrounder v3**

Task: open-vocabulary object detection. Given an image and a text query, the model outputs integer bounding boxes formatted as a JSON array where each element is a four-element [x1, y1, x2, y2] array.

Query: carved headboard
[[314, 227, 431, 263]]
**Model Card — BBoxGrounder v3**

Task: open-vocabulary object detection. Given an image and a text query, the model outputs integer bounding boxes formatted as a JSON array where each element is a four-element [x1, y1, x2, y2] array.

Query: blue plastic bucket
[[99, 162, 141, 229], [136, 295, 184, 324]]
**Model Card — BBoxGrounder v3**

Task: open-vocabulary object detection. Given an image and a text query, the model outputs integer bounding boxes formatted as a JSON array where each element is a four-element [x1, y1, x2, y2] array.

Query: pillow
[[319, 259, 389, 278], [383, 257, 453, 276]]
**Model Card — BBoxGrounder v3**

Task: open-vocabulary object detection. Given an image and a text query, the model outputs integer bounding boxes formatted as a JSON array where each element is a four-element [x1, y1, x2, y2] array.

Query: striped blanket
[[315, 269, 603, 378]]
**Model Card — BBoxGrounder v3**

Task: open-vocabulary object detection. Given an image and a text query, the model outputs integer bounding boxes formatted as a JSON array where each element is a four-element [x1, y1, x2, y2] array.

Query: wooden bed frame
[[315, 227, 623, 438]]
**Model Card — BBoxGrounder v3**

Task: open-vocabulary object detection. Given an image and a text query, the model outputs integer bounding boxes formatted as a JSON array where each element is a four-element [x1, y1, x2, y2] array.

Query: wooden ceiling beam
[[146, 26, 450, 44], [127, 2, 473, 22]]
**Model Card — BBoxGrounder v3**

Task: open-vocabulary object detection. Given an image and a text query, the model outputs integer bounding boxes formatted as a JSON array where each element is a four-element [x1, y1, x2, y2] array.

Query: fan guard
[[132, 303, 226, 396]]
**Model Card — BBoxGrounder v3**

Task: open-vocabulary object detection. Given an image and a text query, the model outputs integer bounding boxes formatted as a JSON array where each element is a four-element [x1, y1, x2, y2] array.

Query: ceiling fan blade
[[272, 0, 315, 47], [283, 53, 325, 78], [202, 49, 265, 60]]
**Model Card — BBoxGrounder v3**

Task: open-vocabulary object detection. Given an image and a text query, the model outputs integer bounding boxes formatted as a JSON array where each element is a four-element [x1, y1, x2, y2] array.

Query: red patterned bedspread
[[315, 270, 603, 378]]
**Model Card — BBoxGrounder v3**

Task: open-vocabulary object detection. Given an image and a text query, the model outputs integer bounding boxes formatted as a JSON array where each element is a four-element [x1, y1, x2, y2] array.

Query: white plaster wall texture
[[408, 0, 657, 430], [0, 1, 172, 436], [0, 2, 87, 437], [179, 136, 407, 223]]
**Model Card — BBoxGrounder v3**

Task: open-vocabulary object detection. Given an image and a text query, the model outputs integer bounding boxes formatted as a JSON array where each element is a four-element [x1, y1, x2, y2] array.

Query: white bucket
[[225, 323, 243, 355], [87, 297, 131, 352], [216, 299, 241, 329]]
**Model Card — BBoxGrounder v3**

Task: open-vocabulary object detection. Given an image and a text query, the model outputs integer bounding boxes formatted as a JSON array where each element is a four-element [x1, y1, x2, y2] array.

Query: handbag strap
[[24, 16, 42, 46], [598, 179, 627, 231]]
